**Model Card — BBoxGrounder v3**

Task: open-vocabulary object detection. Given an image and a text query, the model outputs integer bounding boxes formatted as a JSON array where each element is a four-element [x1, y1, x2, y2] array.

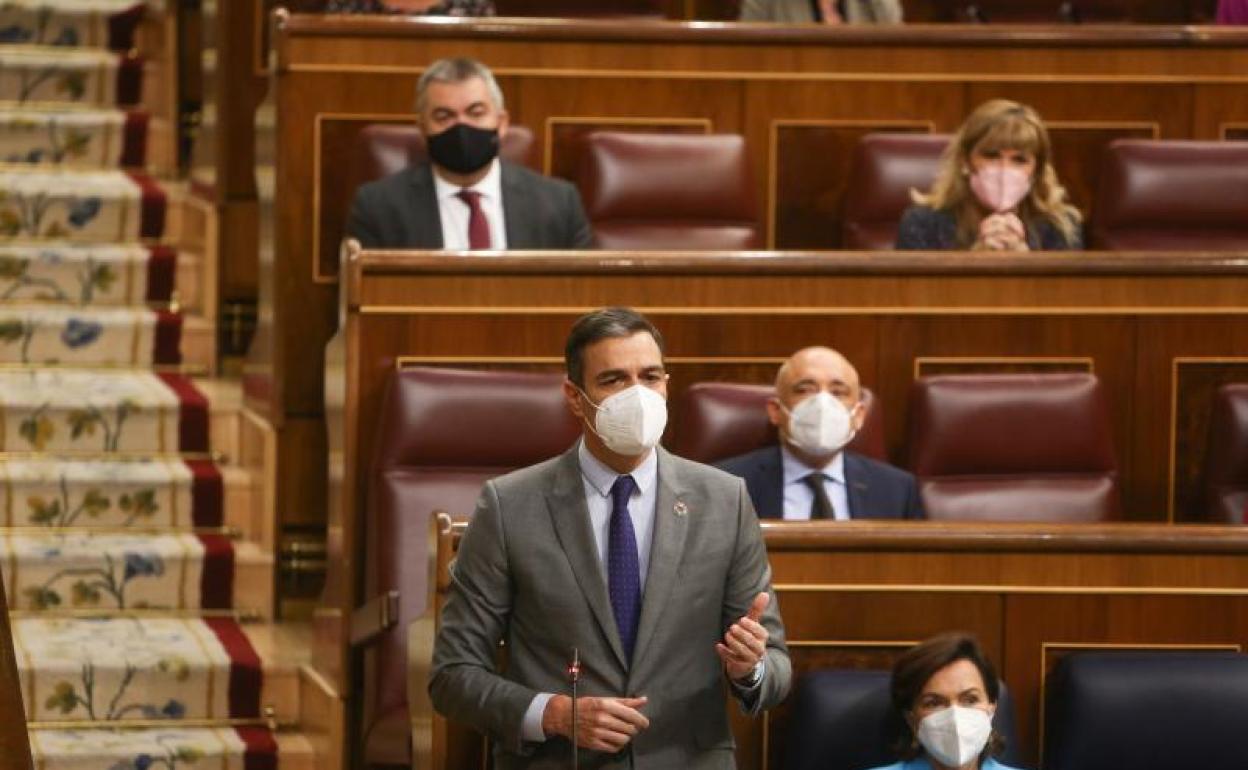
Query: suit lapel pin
[[673, 501, 688, 517]]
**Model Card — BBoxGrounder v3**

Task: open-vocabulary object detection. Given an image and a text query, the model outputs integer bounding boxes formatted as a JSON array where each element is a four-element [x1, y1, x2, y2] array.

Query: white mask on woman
[[916, 706, 994, 768], [782, 392, 858, 457], [580, 383, 667, 456], [970, 164, 1031, 213]]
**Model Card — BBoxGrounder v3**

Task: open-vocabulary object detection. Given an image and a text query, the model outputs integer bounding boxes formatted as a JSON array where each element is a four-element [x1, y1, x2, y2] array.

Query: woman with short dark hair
[[865, 633, 1023, 770]]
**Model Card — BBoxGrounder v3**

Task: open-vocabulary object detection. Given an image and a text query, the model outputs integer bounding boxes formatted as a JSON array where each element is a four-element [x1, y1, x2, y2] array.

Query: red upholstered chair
[[577, 131, 761, 250], [1203, 383, 1248, 524], [672, 382, 886, 464], [352, 122, 536, 185], [359, 366, 579, 768], [842, 133, 949, 250], [1090, 140, 1248, 251], [909, 373, 1120, 522]]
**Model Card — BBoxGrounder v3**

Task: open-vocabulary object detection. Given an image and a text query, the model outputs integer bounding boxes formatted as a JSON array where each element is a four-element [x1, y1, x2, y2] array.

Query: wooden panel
[[1171, 359, 1248, 522], [773, 121, 931, 249], [1226, 125, 1248, 141]]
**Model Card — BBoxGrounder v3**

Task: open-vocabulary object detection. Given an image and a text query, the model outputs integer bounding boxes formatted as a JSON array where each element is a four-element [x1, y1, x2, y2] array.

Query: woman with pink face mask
[[895, 100, 1082, 252], [864, 633, 1024, 770]]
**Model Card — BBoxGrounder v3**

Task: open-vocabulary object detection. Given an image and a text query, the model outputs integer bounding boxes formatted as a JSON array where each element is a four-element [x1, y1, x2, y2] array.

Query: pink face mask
[[970, 164, 1032, 213]]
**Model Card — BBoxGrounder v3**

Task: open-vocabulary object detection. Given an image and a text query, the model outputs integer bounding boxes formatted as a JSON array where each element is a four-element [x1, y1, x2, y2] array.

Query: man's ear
[[850, 401, 867, 432], [496, 109, 510, 139], [563, 379, 586, 421], [765, 396, 785, 429]]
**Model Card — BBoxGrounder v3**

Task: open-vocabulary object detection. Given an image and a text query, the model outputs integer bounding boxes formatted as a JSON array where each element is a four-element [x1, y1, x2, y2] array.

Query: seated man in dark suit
[[347, 57, 593, 250], [717, 346, 923, 520]]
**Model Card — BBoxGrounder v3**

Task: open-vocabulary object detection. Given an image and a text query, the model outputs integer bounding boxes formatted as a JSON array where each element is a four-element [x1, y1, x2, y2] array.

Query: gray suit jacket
[[346, 160, 593, 249], [430, 445, 791, 769], [739, 0, 903, 23]]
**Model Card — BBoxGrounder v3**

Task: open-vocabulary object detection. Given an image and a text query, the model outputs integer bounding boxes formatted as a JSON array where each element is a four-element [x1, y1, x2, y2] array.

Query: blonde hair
[[912, 99, 1082, 248]]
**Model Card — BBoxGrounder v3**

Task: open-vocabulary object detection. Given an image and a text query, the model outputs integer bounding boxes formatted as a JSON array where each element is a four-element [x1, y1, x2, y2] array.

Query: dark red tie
[[455, 189, 491, 250]]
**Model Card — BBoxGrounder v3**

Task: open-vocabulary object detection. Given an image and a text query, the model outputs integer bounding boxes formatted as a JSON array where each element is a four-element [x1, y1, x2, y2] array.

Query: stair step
[[0, 0, 149, 51], [0, 106, 147, 169], [13, 617, 299, 725], [0, 304, 180, 365], [0, 457, 222, 529], [0, 243, 174, 307], [0, 370, 204, 455], [29, 726, 310, 770], [0, 168, 165, 242], [1, 532, 271, 614], [0, 47, 137, 107]]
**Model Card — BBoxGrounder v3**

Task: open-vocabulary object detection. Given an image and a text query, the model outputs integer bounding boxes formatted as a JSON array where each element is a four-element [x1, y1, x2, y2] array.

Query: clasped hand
[[542, 592, 770, 751], [975, 212, 1029, 251]]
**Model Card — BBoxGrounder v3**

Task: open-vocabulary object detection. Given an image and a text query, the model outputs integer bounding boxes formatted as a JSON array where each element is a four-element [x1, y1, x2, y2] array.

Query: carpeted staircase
[[0, 2, 311, 767]]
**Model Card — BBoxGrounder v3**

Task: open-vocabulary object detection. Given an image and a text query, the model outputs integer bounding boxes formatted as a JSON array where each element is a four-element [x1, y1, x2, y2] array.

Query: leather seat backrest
[[367, 366, 579, 728], [909, 373, 1120, 521], [1091, 139, 1248, 251], [842, 133, 950, 250], [578, 131, 760, 250], [784, 669, 1024, 770], [352, 122, 536, 189], [672, 382, 885, 463], [1045, 652, 1248, 770], [1203, 383, 1248, 524]]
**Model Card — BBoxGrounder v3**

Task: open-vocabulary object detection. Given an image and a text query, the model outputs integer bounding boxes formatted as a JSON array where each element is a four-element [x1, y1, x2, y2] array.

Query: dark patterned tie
[[455, 189, 491, 249], [608, 474, 641, 662], [804, 472, 836, 519]]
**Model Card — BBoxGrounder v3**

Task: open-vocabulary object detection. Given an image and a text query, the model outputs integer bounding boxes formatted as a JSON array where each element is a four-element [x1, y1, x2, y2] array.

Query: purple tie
[[608, 474, 641, 662]]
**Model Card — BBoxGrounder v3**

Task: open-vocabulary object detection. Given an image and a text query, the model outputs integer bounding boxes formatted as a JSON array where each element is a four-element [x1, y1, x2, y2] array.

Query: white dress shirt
[[431, 158, 508, 250], [781, 446, 850, 520], [520, 440, 659, 742]]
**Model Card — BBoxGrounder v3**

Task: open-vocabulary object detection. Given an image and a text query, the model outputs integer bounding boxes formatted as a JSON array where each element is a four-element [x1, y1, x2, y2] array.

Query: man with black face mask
[[347, 57, 593, 250]]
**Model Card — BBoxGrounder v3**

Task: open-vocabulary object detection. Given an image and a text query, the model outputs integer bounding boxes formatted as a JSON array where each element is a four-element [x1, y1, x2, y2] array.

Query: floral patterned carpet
[[1, 2, 284, 767]]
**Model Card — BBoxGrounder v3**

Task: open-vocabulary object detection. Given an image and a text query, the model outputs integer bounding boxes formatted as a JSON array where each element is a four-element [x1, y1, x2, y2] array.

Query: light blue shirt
[[866, 758, 1022, 770], [519, 441, 659, 742], [781, 445, 850, 520]]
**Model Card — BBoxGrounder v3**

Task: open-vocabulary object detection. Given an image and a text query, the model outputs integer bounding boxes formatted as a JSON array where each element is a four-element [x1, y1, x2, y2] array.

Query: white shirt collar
[[780, 444, 845, 485], [577, 438, 658, 498], [432, 157, 503, 203]]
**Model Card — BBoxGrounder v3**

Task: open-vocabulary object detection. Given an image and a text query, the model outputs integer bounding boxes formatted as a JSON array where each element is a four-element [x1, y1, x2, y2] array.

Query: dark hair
[[890, 632, 1004, 761], [564, 307, 665, 387]]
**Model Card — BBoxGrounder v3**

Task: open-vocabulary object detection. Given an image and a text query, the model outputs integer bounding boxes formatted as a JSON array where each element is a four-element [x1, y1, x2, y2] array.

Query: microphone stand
[[567, 647, 580, 770]]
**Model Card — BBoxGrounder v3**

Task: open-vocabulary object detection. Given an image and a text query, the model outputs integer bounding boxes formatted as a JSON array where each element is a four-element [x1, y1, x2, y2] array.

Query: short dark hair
[[890, 632, 1004, 761], [564, 307, 665, 387]]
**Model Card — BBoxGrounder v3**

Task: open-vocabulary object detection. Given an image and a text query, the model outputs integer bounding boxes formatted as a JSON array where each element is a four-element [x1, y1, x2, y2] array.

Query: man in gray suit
[[431, 307, 791, 768], [347, 57, 593, 250]]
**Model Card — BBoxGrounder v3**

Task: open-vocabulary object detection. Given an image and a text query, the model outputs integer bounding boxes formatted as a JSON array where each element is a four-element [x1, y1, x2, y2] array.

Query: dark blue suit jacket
[[716, 445, 924, 520]]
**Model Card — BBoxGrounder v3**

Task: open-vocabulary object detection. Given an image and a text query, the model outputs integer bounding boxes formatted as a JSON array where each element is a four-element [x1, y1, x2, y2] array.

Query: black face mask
[[426, 123, 500, 175]]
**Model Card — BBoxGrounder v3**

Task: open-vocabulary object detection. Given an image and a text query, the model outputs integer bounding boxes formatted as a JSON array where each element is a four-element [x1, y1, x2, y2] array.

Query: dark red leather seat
[[842, 133, 949, 250], [1090, 140, 1248, 251], [577, 131, 760, 250], [672, 382, 886, 464], [362, 366, 579, 767], [353, 122, 536, 187], [909, 373, 1120, 521], [1203, 383, 1248, 524]]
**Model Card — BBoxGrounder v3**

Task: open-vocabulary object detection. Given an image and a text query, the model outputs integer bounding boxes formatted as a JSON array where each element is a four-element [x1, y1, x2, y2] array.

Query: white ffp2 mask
[[783, 392, 857, 457], [581, 383, 667, 456], [916, 706, 993, 768]]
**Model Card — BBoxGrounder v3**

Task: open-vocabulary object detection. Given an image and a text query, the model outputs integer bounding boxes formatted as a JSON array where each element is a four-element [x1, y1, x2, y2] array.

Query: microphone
[[567, 647, 580, 770]]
